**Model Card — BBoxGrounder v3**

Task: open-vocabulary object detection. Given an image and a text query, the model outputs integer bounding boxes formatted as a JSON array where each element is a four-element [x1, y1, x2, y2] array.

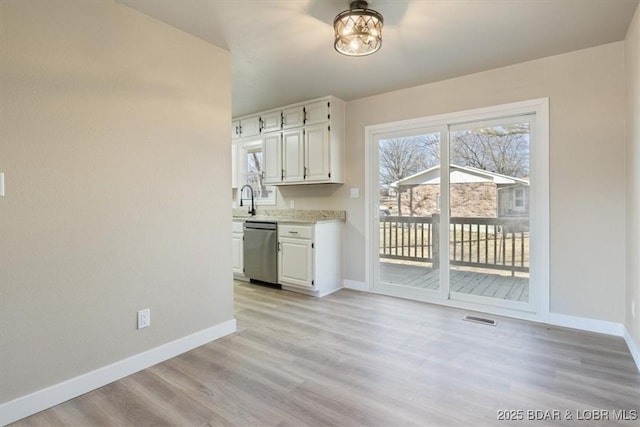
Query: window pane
[[378, 132, 442, 293], [449, 121, 530, 303], [243, 145, 275, 205]]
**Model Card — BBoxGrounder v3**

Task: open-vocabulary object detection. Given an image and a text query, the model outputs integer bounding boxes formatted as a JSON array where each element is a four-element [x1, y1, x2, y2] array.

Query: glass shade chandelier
[[333, 1, 383, 57]]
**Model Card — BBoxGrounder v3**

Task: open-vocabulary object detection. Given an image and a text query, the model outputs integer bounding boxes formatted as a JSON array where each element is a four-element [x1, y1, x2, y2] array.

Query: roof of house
[[390, 164, 529, 188]]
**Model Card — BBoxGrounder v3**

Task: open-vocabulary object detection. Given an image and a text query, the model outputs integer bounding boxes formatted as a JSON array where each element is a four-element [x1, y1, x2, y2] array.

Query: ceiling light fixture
[[333, 0, 383, 57]]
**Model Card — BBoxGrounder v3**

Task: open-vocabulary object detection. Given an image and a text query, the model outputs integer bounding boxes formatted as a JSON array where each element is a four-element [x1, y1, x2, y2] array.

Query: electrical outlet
[[137, 308, 150, 329], [289, 200, 295, 209]]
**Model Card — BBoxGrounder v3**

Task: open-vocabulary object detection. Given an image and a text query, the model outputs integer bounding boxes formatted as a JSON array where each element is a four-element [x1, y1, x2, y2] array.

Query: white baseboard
[[0, 319, 236, 426], [318, 286, 344, 297], [343, 279, 368, 291], [546, 312, 624, 336], [545, 313, 640, 371], [624, 327, 640, 373]]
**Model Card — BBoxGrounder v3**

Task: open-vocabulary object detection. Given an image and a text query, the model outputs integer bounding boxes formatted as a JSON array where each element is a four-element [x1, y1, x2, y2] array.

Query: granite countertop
[[232, 209, 346, 224]]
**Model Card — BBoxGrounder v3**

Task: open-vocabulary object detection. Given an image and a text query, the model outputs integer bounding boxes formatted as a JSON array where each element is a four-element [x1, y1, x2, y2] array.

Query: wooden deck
[[380, 261, 529, 302]]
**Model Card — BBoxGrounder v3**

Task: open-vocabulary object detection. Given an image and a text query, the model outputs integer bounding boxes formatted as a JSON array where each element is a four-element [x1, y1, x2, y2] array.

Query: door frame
[[364, 98, 549, 321]]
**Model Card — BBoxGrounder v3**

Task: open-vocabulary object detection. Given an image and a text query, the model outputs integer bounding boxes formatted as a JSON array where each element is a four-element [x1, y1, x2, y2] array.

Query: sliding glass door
[[374, 126, 446, 300], [448, 116, 533, 309], [368, 99, 548, 317]]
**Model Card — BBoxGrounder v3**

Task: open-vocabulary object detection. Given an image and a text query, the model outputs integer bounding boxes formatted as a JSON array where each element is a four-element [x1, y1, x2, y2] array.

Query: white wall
[[0, 0, 233, 404], [341, 42, 627, 323], [625, 4, 640, 350]]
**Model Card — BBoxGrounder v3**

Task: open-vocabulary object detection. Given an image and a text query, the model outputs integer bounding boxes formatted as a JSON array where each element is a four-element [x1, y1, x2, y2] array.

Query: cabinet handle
[[288, 231, 298, 234], [304, 166, 307, 179], [281, 169, 285, 180], [303, 108, 307, 124], [259, 118, 264, 131], [278, 242, 281, 252]]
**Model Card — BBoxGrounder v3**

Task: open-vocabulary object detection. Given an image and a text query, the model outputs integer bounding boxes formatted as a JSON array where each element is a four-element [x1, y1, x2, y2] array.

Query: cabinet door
[[282, 106, 304, 129], [232, 120, 241, 139], [261, 111, 282, 133], [240, 115, 261, 138], [279, 237, 313, 288], [282, 129, 304, 182], [304, 124, 330, 182], [232, 232, 243, 275], [304, 101, 329, 125], [263, 133, 282, 184]]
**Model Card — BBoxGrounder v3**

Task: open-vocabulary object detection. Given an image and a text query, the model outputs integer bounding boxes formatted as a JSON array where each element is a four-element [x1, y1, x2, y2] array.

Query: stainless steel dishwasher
[[243, 220, 278, 285]]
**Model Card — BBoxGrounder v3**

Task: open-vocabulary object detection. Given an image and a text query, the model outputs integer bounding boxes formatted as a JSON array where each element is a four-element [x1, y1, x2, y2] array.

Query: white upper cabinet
[[233, 96, 344, 185], [240, 115, 261, 138], [304, 100, 330, 125], [232, 115, 261, 139], [282, 129, 305, 183], [304, 124, 331, 182], [232, 120, 241, 139], [263, 133, 282, 184], [282, 106, 305, 130], [260, 111, 282, 133]]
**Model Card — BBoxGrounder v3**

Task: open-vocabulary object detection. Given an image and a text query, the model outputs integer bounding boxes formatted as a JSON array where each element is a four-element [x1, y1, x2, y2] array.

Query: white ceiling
[[117, 0, 639, 117]]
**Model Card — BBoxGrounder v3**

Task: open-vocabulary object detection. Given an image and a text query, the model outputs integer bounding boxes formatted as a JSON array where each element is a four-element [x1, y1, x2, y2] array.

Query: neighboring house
[[390, 164, 529, 218]]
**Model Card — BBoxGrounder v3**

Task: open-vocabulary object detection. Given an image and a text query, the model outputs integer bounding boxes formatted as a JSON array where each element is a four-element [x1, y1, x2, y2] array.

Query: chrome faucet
[[239, 184, 256, 216]]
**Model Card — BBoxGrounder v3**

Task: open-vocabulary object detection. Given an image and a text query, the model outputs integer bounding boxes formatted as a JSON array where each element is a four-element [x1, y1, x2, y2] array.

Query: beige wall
[[342, 42, 627, 323], [0, 0, 233, 403], [626, 4, 640, 351]]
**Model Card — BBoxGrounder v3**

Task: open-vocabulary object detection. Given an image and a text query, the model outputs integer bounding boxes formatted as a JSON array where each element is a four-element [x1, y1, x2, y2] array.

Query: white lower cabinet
[[232, 221, 244, 277], [279, 225, 313, 288], [278, 222, 342, 297]]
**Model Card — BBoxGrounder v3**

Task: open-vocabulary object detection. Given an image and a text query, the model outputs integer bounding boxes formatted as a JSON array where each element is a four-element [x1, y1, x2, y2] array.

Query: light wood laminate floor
[[13, 281, 640, 426]]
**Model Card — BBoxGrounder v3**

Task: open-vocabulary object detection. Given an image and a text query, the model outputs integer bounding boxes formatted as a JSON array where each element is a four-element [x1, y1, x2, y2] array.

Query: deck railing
[[380, 214, 529, 275]]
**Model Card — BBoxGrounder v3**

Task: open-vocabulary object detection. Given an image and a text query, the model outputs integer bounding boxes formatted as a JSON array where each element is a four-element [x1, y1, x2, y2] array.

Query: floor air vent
[[463, 315, 497, 326]]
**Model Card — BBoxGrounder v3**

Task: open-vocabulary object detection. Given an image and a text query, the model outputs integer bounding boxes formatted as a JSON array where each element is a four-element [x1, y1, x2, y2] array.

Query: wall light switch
[[0, 173, 4, 197], [350, 188, 360, 198]]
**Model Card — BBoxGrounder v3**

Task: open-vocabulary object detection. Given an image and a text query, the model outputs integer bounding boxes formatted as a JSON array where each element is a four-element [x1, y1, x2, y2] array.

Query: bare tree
[[379, 135, 439, 189], [247, 150, 268, 197], [450, 124, 529, 177]]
